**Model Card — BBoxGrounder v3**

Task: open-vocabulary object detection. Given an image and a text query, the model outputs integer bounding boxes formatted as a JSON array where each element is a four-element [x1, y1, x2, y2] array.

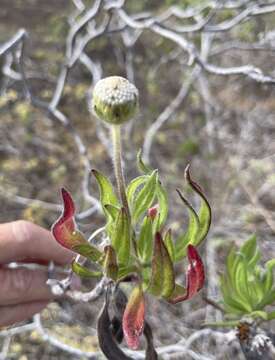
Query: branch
[[151, 23, 275, 83], [143, 66, 200, 163], [0, 29, 26, 56], [33, 314, 100, 359]]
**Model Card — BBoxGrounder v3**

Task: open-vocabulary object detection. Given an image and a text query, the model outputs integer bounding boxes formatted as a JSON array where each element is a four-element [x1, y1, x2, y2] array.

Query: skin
[[0, 220, 74, 327]]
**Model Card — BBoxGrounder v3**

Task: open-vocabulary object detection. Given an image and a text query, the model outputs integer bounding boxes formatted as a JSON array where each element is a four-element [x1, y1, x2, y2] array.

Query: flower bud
[[147, 204, 158, 220], [92, 76, 139, 125]]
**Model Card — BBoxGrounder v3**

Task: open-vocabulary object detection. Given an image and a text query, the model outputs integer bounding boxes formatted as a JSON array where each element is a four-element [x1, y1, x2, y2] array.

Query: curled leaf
[[114, 287, 128, 317], [111, 316, 124, 344], [185, 244, 205, 296], [175, 165, 211, 262], [169, 245, 205, 304], [147, 233, 163, 296], [111, 288, 128, 344], [97, 290, 133, 360], [103, 245, 118, 280], [52, 188, 84, 249], [137, 149, 153, 175], [147, 233, 175, 299], [185, 164, 211, 244], [52, 188, 102, 260], [122, 285, 145, 350], [144, 322, 158, 360], [113, 288, 158, 358], [174, 189, 199, 261]]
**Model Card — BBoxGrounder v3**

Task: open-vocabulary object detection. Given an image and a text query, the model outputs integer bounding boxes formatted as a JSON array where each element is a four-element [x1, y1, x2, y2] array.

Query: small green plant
[[219, 235, 275, 324], [51, 76, 211, 359]]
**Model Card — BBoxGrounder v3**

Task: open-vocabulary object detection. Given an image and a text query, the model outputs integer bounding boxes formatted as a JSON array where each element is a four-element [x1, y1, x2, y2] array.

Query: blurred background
[[0, 0, 275, 359]]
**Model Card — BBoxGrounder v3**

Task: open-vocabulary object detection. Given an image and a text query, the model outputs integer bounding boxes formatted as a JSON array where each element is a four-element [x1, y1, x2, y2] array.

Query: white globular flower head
[[92, 76, 139, 125]]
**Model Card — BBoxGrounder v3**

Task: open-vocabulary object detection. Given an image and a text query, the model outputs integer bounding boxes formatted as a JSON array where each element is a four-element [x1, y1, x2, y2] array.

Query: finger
[[0, 267, 58, 306], [0, 300, 48, 327], [0, 221, 74, 265]]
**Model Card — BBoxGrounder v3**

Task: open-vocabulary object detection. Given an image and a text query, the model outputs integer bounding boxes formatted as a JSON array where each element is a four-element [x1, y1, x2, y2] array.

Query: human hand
[[0, 220, 74, 327]]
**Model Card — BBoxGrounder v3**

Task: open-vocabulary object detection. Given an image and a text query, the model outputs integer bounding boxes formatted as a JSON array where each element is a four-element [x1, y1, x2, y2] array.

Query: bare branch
[[33, 314, 100, 359], [143, 66, 200, 163], [0, 29, 26, 56]]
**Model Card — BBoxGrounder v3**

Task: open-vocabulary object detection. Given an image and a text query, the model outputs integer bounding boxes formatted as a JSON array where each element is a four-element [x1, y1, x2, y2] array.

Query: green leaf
[[163, 229, 175, 262], [136, 150, 168, 228], [250, 310, 268, 320], [104, 204, 120, 237], [220, 274, 249, 314], [117, 264, 139, 281], [160, 239, 175, 299], [103, 245, 118, 280], [197, 198, 211, 244], [174, 190, 200, 262], [249, 281, 264, 307], [234, 259, 252, 310], [126, 175, 147, 208], [147, 233, 175, 298], [248, 249, 261, 270], [156, 182, 168, 229], [220, 237, 275, 316], [263, 259, 275, 293], [92, 169, 119, 219], [229, 253, 253, 311], [138, 216, 154, 263], [147, 233, 163, 296], [267, 311, 275, 320], [240, 234, 256, 258], [258, 289, 275, 309], [141, 267, 151, 288], [104, 204, 120, 220], [240, 235, 259, 267], [137, 149, 153, 174], [167, 284, 186, 302], [185, 165, 211, 245], [72, 243, 102, 263], [111, 208, 131, 266], [132, 170, 158, 224], [220, 248, 254, 314], [72, 261, 102, 278]]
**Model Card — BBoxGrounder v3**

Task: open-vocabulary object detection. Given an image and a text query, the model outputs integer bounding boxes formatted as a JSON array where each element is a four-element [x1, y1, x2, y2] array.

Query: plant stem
[[111, 124, 130, 219], [202, 295, 225, 313]]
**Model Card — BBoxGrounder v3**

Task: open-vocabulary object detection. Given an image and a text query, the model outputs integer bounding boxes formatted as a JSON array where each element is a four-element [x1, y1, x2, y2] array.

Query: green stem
[[111, 124, 130, 219]]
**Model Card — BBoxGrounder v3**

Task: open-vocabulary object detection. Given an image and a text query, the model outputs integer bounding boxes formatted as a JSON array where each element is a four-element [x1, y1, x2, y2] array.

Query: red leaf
[[186, 245, 204, 299], [169, 245, 205, 304], [122, 286, 145, 350], [187, 244, 204, 293], [52, 188, 87, 250]]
